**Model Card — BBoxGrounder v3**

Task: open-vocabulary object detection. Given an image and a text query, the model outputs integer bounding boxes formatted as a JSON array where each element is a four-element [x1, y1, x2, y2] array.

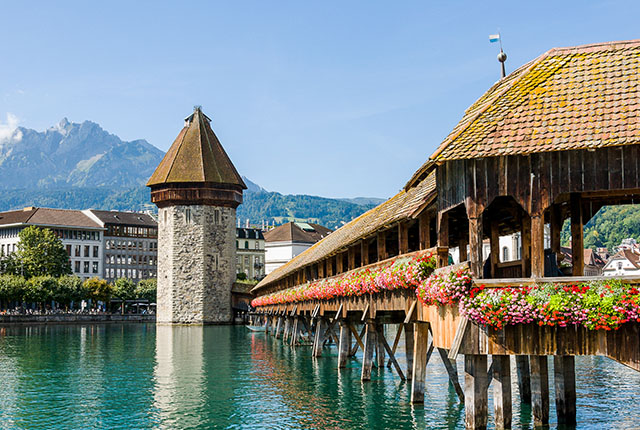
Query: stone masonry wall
[[157, 205, 236, 324]]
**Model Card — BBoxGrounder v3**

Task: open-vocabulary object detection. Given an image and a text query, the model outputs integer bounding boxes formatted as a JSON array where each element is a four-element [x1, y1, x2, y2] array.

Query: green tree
[[25, 276, 58, 310], [56, 276, 85, 309], [0, 275, 25, 309], [10, 226, 71, 278], [113, 278, 136, 314], [83, 277, 112, 307], [136, 279, 157, 302]]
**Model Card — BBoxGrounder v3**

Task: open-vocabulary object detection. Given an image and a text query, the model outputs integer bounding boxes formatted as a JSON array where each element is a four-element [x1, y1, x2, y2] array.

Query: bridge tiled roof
[[253, 172, 436, 293], [407, 39, 640, 188]]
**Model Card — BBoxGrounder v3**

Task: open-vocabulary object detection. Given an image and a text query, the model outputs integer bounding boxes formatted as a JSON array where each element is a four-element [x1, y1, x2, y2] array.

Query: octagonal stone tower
[[147, 107, 246, 324]]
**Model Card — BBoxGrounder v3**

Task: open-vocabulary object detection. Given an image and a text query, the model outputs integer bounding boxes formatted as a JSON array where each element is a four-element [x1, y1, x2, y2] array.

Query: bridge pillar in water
[[404, 323, 414, 380], [492, 355, 512, 430], [464, 354, 489, 429], [313, 318, 325, 357], [361, 319, 377, 381], [338, 320, 351, 368], [515, 355, 532, 403], [554, 355, 576, 426], [411, 322, 430, 403], [529, 355, 550, 427]]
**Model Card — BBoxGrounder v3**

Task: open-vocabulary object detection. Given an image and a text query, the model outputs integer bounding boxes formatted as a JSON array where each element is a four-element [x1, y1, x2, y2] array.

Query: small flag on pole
[[489, 34, 500, 43]]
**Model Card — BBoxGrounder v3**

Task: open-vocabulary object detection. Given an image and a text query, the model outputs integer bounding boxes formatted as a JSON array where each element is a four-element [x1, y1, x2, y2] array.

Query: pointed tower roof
[[147, 107, 247, 188]]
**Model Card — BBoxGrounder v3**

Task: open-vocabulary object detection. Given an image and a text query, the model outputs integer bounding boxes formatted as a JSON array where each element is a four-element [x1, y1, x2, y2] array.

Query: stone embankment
[[0, 314, 156, 324]]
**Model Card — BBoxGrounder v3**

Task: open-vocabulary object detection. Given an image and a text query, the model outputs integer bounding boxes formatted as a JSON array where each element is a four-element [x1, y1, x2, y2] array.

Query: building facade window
[[502, 247, 509, 262], [75, 245, 81, 257]]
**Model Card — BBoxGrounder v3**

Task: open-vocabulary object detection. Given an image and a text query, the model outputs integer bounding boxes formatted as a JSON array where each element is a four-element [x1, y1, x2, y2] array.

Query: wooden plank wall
[[437, 145, 640, 217]]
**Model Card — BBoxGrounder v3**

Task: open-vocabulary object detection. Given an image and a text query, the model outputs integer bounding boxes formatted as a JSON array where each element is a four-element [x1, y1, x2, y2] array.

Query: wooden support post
[[516, 355, 531, 403], [570, 194, 584, 276], [469, 216, 484, 278], [349, 323, 365, 356], [490, 219, 500, 278], [318, 259, 325, 278], [531, 215, 545, 278], [375, 323, 386, 368], [348, 246, 356, 271], [336, 253, 343, 274], [521, 215, 532, 278], [361, 240, 370, 266], [459, 238, 468, 263], [437, 211, 449, 267], [492, 355, 512, 430], [437, 348, 465, 402], [419, 212, 431, 250], [399, 222, 409, 254], [378, 326, 406, 380], [404, 323, 414, 380], [387, 324, 404, 368], [464, 354, 489, 430], [275, 316, 283, 339], [283, 317, 291, 342], [411, 322, 430, 403], [377, 231, 386, 261], [550, 205, 562, 258], [338, 320, 352, 368], [265, 316, 271, 335], [361, 320, 377, 381], [290, 317, 299, 346], [312, 318, 325, 357], [554, 355, 576, 426], [529, 355, 550, 427]]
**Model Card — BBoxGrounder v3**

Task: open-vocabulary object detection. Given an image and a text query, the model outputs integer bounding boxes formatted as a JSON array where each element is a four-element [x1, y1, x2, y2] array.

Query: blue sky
[[0, 1, 638, 198]]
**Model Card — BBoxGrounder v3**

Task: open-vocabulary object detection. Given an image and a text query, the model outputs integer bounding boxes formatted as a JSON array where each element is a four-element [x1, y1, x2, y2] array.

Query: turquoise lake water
[[0, 324, 639, 429]]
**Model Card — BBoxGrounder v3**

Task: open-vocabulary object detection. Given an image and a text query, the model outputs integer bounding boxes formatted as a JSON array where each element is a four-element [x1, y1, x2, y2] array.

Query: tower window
[[245, 241, 249, 249], [163, 211, 167, 224], [185, 208, 191, 224], [214, 210, 220, 225]]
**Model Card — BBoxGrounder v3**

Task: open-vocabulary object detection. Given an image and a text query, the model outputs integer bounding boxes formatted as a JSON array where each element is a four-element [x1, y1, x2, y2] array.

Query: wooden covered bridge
[[250, 40, 640, 429]]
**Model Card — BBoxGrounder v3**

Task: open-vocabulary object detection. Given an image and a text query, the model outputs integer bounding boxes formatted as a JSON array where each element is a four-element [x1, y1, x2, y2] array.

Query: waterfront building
[[147, 107, 246, 325], [264, 222, 332, 274], [84, 210, 158, 283], [0, 207, 104, 280], [236, 227, 265, 280]]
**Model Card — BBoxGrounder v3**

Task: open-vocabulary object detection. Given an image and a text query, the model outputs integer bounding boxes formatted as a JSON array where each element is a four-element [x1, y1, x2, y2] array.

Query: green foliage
[[136, 279, 157, 302], [113, 278, 136, 301], [56, 275, 86, 305], [83, 277, 112, 303], [236, 272, 247, 281], [24, 276, 58, 304], [561, 204, 640, 250], [9, 226, 71, 278], [0, 275, 26, 302]]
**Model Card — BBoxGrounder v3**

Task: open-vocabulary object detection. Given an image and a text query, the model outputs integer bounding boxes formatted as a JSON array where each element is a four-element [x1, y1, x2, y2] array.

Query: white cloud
[[0, 113, 22, 142]]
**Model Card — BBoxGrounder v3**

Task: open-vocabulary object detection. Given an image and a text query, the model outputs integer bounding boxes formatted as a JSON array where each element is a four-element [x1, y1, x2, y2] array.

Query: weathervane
[[489, 32, 507, 78]]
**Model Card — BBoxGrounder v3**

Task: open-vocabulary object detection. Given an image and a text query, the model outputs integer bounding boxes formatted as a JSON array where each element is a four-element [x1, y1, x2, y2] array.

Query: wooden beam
[[448, 317, 469, 360], [521, 215, 532, 278], [459, 237, 468, 263], [338, 320, 352, 368], [437, 348, 464, 403], [361, 320, 377, 381], [469, 216, 484, 278], [571, 194, 584, 276], [361, 240, 370, 266], [411, 322, 430, 403], [290, 317, 299, 346], [399, 222, 409, 254], [531, 215, 545, 278], [419, 212, 430, 249], [378, 324, 405, 380], [404, 300, 417, 323], [336, 252, 344, 274], [492, 355, 512, 430], [554, 355, 577, 426], [404, 323, 414, 380], [375, 323, 386, 368], [312, 318, 325, 357], [464, 354, 489, 430], [387, 324, 404, 368], [490, 219, 500, 278], [550, 204, 562, 257], [349, 324, 366, 356], [348, 246, 356, 271], [437, 211, 449, 267], [516, 355, 531, 404], [377, 231, 386, 261], [282, 317, 291, 342], [529, 355, 550, 427]]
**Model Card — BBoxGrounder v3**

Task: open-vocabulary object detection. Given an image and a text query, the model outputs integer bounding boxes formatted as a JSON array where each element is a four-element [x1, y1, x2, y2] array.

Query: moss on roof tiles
[[147, 107, 246, 189]]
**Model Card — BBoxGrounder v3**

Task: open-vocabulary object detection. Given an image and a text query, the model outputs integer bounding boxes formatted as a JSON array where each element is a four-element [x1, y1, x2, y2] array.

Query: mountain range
[[0, 118, 384, 228]]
